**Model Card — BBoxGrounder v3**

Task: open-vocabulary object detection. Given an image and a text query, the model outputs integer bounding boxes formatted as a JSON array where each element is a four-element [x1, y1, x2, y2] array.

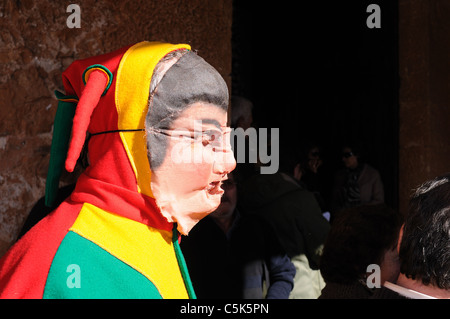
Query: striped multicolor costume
[[0, 42, 196, 298]]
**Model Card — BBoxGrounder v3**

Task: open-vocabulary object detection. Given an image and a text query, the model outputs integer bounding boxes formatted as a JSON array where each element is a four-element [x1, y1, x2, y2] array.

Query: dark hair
[[341, 141, 365, 162], [399, 173, 450, 289], [320, 204, 403, 284]]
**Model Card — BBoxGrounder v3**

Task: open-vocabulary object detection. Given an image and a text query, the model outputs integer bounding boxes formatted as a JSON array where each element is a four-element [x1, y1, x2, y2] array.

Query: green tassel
[[44, 91, 77, 207]]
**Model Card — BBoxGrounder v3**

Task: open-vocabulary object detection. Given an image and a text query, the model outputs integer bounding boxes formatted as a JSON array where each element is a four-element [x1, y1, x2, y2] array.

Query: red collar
[[70, 173, 173, 232]]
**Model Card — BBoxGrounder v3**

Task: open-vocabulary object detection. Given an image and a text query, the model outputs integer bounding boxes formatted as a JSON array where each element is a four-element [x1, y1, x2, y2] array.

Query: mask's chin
[[151, 181, 224, 235]]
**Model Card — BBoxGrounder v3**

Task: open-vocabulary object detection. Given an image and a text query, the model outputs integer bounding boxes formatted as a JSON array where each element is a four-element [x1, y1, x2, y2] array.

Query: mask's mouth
[[206, 180, 224, 195]]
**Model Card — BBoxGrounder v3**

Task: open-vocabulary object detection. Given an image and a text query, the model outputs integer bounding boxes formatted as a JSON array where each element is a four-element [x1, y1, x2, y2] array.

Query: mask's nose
[[212, 130, 236, 175], [213, 150, 237, 175]]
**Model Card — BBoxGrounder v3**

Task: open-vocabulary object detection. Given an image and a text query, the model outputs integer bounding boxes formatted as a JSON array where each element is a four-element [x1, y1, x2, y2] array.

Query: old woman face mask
[[146, 51, 236, 235]]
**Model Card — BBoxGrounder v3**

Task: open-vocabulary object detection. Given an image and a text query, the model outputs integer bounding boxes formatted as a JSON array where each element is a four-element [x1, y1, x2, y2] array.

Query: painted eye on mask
[[199, 129, 223, 149], [200, 127, 232, 152]]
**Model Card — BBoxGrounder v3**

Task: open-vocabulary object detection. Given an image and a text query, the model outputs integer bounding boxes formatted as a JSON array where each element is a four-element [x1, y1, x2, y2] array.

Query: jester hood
[[0, 41, 232, 298]]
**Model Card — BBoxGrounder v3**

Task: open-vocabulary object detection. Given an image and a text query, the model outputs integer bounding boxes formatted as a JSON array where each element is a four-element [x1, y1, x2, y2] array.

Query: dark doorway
[[232, 1, 399, 209]]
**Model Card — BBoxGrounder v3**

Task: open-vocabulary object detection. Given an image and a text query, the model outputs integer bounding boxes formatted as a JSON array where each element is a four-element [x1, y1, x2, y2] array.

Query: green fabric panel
[[43, 231, 162, 299], [45, 92, 76, 207], [172, 224, 196, 299]]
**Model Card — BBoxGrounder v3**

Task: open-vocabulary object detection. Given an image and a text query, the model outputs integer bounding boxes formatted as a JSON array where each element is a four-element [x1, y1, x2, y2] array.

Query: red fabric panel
[[0, 201, 82, 298]]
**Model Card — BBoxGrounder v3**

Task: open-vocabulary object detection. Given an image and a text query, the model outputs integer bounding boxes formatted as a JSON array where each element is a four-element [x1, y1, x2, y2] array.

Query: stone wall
[[0, 0, 232, 256]]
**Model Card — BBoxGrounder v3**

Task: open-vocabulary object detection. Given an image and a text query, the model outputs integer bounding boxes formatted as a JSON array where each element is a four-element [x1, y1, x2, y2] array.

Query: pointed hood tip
[[64, 69, 110, 172]]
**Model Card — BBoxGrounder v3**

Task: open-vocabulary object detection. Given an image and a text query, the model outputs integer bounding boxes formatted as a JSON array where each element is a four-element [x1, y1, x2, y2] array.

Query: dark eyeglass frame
[[342, 152, 354, 158]]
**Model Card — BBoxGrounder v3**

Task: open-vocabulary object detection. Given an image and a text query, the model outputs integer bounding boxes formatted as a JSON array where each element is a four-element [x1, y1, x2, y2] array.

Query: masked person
[[0, 41, 236, 298]]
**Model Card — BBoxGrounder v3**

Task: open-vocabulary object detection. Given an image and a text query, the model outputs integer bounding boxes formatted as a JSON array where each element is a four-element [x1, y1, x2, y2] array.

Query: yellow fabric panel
[[69, 203, 189, 299], [115, 41, 191, 198]]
